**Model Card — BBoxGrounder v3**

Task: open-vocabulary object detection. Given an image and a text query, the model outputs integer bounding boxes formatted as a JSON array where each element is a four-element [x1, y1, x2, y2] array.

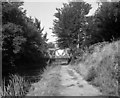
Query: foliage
[[2, 1, 49, 77], [83, 2, 120, 47], [52, 1, 91, 51], [54, 1, 120, 63], [53, 1, 120, 50], [2, 74, 30, 96]]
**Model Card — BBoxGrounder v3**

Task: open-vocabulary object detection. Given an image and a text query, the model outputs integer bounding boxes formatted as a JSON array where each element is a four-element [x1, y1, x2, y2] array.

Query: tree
[[2, 1, 49, 77], [52, 1, 91, 52], [2, 2, 26, 75], [84, 1, 120, 47], [95, 2, 120, 41]]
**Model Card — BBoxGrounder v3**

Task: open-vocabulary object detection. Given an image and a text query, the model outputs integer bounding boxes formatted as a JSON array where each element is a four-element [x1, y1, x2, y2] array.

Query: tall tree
[[95, 1, 120, 41], [2, 1, 49, 77], [2, 2, 26, 75], [52, 1, 91, 52], [84, 1, 120, 47]]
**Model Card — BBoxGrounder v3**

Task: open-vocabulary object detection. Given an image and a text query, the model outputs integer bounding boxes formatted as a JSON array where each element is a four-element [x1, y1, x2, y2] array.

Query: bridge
[[47, 48, 71, 64]]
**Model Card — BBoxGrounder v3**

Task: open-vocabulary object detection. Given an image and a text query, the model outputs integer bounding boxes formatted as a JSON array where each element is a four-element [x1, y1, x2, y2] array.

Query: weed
[[1, 74, 31, 96]]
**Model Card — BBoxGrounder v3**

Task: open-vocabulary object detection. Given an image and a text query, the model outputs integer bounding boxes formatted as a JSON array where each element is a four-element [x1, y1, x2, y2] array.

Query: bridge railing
[[47, 48, 71, 64], [47, 48, 70, 59]]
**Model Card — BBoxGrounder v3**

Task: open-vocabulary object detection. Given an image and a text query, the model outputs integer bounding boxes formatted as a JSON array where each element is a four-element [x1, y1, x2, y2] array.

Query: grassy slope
[[73, 40, 120, 96]]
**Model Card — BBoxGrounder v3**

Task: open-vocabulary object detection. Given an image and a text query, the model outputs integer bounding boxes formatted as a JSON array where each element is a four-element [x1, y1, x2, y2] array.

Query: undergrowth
[[1, 74, 31, 96], [74, 40, 120, 96]]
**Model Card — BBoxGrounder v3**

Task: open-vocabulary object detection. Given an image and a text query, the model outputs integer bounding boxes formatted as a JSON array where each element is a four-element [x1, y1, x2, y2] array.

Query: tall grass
[[1, 74, 31, 96], [74, 40, 119, 96], [26, 64, 61, 96]]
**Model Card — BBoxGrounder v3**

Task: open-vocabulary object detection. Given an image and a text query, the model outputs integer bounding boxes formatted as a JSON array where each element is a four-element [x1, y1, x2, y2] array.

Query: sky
[[23, 0, 99, 43]]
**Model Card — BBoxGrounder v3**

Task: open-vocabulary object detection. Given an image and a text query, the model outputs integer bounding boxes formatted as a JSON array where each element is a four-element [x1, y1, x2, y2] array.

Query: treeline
[[2, 1, 49, 78], [52, 0, 120, 55]]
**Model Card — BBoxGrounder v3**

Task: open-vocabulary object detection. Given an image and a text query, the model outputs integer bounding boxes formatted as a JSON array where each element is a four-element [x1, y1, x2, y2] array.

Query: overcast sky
[[23, 0, 99, 43]]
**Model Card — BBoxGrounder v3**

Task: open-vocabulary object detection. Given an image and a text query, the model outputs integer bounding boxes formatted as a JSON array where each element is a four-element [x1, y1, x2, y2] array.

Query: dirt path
[[27, 65, 102, 96], [59, 65, 102, 96]]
